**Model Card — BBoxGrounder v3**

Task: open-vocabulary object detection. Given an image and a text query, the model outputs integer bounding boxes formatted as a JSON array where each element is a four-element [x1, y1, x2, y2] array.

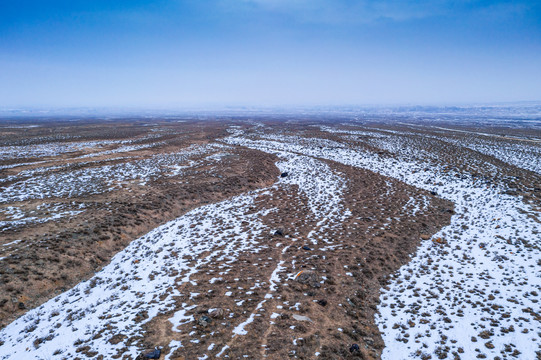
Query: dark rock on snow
[[274, 229, 284, 237], [137, 347, 161, 360]]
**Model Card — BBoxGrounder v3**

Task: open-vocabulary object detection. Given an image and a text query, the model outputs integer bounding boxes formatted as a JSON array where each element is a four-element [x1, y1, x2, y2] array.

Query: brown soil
[[0, 119, 458, 359], [0, 120, 280, 329], [137, 158, 453, 360]]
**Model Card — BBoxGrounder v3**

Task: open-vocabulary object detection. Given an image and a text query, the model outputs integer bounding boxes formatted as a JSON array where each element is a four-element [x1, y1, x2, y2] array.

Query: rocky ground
[[0, 113, 539, 359]]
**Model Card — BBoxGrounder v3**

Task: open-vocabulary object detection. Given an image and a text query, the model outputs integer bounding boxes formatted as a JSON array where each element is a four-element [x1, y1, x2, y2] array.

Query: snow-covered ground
[[329, 124, 541, 174], [0, 202, 86, 231], [0, 144, 229, 204], [432, 133, 541, 174], [224, 128, 541, 360], [0, 144, 232, 233], [0, 151, 349, 359], [0, 134, 169, 162], [0, 123, 539, 359]]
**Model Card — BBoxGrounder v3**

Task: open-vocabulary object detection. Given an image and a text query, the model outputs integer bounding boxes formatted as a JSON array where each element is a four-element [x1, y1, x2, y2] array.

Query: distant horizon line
[[1, 100, 541, 114]]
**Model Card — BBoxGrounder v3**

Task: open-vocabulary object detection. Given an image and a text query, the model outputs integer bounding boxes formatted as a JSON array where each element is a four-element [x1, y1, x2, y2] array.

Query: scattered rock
[[292, 314, 312, 322], [209, 308, 225, 319], [274, 229, 284, 237], [492, 254, 508, 262], [294, 271, 321, 288], [317, 299, 327, 307], [198, 315, 211, 327], [420, 234, 431, 240], [432, 237, 447, 245], [363, 337, 374, 346], [136, 347, 161, 360]]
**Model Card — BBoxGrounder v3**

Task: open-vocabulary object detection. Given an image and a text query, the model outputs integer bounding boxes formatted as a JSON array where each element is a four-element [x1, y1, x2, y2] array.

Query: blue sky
[[1, 0, 540, 108]]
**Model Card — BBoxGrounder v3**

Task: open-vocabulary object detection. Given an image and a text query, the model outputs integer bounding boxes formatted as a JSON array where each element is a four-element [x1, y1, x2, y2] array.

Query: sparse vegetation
[[0, 117, 539, 359]]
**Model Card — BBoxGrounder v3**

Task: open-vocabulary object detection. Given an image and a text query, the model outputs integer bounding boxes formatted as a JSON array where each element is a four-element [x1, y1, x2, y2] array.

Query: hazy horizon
[[1, 1, 541, 108]]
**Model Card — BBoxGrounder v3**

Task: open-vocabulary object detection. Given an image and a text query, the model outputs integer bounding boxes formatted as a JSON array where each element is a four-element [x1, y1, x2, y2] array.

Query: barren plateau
[[0, 111, 539, 360]]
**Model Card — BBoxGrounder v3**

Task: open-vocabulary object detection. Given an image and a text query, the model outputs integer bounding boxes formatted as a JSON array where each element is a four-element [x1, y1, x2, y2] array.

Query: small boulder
[[302, 245, 312, 251], [295, 271, 321, 288], [349, 344, 360, 353], [280, 172, 288, 178], [274, 229, 284, 237], [292, 314, 312, 322], [137, 347, 161, 360], [198, 315, 211, 327], [317, 299, 327, 307], [492, 254, 508, 262], [209, 308, 225, 319]]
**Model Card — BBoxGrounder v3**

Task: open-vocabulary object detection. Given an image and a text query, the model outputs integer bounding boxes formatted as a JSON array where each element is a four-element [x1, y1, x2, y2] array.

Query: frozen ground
[[222, 126, 540, 359], [0, 143, 230, 233], [0, 151, 349, 359], [0, 116, 539, 359], [0, 144, 228, 204]]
